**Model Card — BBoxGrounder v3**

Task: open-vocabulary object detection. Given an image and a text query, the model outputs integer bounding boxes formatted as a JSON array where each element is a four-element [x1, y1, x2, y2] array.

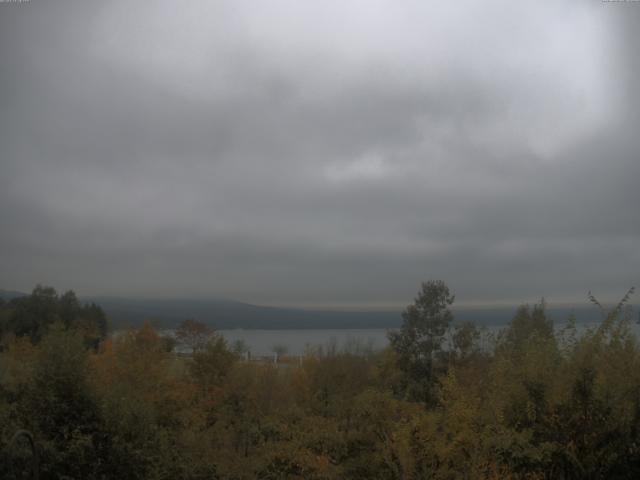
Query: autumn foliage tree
[[175, 318, 214, 354], [1, 283, 640, 479]]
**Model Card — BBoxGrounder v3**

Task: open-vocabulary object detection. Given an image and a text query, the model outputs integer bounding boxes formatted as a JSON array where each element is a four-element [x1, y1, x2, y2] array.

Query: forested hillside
[[1, 282, 639, 479], [1, 288, 608, 330], [85, 296, 606, 330]]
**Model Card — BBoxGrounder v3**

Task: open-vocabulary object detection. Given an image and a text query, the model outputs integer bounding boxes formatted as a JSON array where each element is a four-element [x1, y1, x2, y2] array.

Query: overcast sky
[[1, 0, 638, 308]]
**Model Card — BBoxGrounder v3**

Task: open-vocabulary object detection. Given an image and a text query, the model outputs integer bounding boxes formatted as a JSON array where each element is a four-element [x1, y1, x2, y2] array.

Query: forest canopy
[[0, 282, 638, 479], [0, 285, 108, 347]]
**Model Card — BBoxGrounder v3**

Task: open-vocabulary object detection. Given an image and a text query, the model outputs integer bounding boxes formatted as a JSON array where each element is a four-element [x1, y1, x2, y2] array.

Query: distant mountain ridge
[[0, 289, 28, 300], [87, 296, 611, 330], [85, 296, 401, 329], [1, 288, 624, 329]]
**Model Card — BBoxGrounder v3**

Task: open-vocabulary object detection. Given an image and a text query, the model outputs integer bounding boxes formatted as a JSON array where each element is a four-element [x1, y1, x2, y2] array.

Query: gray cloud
[[1, 0, 638, 307]]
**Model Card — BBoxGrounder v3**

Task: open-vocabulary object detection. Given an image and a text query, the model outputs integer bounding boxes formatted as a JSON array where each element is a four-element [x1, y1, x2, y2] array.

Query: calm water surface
[[161, 320, 638, 357], [217, 328, 390, 356]]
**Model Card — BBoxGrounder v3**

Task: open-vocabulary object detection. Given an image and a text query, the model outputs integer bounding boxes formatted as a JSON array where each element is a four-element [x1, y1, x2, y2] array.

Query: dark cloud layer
[[1, 0, 638, 307]]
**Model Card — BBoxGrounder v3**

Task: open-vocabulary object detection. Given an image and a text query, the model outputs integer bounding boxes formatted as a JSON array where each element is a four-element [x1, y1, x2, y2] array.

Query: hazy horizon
[[2, 285, 633, 314], [1, 1, 638, 307]]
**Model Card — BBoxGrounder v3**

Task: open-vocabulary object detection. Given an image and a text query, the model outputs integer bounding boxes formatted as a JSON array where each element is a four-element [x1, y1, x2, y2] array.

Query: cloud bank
[[1, 0, 638, 307]]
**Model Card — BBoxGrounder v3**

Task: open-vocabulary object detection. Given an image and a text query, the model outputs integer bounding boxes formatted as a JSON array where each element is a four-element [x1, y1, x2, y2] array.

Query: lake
[[160, 317, 639, 357], [216, 328, 390, 356], [215, 325, 508, 356]]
